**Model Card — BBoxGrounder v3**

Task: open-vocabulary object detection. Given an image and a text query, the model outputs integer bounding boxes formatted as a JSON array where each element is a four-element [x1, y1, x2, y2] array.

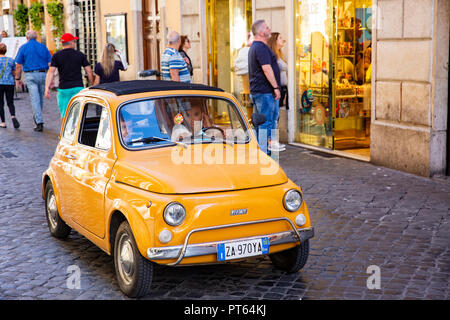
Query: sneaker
[[269, 141, 286, 150], [268, 141, 286, 152], [34, 123, 43, 132], [277, 141, 286, 149]]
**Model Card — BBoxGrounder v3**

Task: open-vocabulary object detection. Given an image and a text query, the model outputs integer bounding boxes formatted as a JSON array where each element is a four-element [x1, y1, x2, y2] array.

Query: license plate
[[217, 237, 269, 261]]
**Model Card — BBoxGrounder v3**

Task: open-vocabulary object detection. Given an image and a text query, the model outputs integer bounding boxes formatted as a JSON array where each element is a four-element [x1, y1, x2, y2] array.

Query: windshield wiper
[[130, 136, 187, 148]]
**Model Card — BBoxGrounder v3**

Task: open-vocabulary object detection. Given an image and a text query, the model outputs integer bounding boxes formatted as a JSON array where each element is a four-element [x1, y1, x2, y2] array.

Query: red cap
[[61, 33, 79, 43]]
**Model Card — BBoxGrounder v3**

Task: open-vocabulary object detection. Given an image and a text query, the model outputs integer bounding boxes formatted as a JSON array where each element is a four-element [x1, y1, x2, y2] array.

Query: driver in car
[[186, 103, 212, 135], [171, 103, 212, 142]]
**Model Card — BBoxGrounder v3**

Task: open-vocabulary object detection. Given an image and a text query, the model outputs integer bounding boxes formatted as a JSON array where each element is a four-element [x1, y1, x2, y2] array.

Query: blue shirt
[[160, 47, 190, 83], [248, 41, 280, 94], [15, 39, 51, 72], [0, 57, 16, 85]]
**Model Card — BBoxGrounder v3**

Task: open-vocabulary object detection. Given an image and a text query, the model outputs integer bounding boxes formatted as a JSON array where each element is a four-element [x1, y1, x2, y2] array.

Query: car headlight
[[163, 202, 186, 226], [283, 189, 303, 212]]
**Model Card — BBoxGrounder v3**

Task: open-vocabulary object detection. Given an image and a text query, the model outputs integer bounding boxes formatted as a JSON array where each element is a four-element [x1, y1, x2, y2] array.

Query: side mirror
[[251, 113, 266, 127]]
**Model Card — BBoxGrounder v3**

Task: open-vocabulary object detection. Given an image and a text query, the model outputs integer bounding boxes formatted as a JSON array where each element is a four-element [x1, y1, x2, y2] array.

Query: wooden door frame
[[142, 0, 161, 71]]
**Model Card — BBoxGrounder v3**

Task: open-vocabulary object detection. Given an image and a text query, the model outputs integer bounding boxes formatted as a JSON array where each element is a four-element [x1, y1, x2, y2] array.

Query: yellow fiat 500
[[42, 80, 314, 298]]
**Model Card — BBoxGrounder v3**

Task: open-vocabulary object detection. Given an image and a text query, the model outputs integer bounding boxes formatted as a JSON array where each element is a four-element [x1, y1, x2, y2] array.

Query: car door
[[51, 100, 83, 218], [70, 101, 116, 238]]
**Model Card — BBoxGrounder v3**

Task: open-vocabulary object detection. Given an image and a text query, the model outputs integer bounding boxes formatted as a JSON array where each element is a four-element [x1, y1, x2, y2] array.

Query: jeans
[[24, 72, 46, 124], [250, 93, 280, 154]]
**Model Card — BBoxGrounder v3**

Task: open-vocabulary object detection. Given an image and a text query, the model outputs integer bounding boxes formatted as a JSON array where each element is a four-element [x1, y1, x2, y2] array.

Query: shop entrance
[[205, 0, 252, 115], [294, 0, 372, 159]]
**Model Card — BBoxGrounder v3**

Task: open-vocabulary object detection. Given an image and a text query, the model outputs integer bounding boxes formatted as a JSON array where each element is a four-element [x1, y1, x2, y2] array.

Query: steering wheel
[[202, 126, 225, 138]]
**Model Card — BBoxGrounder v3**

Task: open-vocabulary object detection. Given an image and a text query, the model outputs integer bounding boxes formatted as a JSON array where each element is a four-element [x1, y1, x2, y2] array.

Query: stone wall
[[371, 0, 449, 176], [180, 0, 203, 83]]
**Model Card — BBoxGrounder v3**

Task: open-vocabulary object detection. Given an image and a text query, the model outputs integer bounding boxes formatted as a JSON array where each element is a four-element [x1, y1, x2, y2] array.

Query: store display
[[295, 0, 372, 152]]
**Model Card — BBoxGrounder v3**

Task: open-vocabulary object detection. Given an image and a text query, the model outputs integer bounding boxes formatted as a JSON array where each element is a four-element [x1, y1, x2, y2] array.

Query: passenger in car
[[119, 112, 133, 145]]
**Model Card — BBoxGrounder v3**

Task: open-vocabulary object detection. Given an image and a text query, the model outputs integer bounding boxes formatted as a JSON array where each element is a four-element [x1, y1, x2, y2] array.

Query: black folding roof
[[90, 80, 224, 96]]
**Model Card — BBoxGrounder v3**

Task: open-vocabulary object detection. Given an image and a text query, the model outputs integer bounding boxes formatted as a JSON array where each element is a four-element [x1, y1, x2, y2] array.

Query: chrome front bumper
[[147, 217, 314, 266]]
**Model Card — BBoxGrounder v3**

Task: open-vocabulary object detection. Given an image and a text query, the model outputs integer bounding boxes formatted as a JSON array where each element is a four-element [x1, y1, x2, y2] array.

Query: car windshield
[[118, 96, 250, 149]]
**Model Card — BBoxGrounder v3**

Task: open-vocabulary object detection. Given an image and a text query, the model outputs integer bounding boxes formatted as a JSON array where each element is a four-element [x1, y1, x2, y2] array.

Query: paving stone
[[0, 92, 449, 299]]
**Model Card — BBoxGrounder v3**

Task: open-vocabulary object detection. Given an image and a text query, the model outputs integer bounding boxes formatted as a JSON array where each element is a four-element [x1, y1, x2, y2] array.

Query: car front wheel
[[269, 240, 310, 273], [114, 221, 153, 298], [45, 181, 71, 239]]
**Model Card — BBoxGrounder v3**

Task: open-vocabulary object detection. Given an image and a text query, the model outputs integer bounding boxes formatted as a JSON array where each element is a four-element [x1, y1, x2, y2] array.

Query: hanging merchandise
[[314, 105, 326, 125], [300, 89, 314, 114], [174, 113, 184, 124]]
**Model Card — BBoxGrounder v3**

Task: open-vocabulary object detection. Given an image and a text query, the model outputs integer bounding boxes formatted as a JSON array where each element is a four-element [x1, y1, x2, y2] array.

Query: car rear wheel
[[45, 181, 71, 239], [114, 221, 153, 298], [269, 240, 310, 273]]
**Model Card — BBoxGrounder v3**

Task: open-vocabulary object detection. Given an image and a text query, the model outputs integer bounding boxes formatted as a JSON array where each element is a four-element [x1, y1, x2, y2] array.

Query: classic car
[[42, 80, 314, 298]]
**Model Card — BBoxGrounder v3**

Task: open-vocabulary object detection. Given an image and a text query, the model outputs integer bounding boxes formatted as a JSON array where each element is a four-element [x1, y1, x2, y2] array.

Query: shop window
[[294, 0, 372, 156]]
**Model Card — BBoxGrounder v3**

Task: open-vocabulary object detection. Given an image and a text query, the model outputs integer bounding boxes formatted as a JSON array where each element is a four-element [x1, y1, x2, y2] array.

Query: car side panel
[[104, 180, 156, 257]]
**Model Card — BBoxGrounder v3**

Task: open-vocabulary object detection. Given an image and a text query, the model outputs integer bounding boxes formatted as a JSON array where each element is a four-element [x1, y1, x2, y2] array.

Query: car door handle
[[65, 154, 77, 160]]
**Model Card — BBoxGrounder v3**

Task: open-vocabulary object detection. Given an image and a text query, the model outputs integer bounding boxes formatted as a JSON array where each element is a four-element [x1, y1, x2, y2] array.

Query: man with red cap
[[44, 33, 94, 120]]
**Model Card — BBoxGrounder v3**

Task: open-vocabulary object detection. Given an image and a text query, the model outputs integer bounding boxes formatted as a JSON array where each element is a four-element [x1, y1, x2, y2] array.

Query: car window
[[62, 101, 81, 141], [118, 97, 250, 149], [79, 103, 111, 150], [95, 108, 112, 150]]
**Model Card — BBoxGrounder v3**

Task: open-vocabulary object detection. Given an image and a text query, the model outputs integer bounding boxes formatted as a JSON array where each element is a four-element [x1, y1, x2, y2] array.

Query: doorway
[[142, 0, 161, 71], [294, 0, 372, 159], [75, 0, 98, 67], [205, 0, 252, 98], [447, 42, 450, 176]]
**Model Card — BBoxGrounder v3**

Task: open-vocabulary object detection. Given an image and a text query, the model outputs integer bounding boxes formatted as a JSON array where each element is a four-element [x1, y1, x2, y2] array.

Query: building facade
[[2, 0, 449, 177], [95, 0, 449, 177]]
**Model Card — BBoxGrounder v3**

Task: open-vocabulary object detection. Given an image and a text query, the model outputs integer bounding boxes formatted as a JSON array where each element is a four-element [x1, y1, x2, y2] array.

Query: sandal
[[12, 117, 20, 129], [0, 124, 6, 128]]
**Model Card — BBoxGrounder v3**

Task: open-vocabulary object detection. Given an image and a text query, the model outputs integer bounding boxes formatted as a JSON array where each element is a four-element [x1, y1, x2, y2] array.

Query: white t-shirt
[[234, 46, 250, 75], [278, 58, 288, 86]]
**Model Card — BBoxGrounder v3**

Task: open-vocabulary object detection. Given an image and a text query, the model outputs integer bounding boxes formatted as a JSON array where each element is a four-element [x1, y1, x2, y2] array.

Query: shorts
[[57, 87, 84, 118]]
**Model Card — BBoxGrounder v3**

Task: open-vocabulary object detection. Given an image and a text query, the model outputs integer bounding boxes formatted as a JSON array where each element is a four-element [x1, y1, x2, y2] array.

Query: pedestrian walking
[[0, 43, 19, 129], [161, 31, 190, 83], [248, 20, 283, 154], [93, 43, 127, 85], [15, 30, 52, 132], [44, 33, 94, 120], [178, 35, 193, 79]]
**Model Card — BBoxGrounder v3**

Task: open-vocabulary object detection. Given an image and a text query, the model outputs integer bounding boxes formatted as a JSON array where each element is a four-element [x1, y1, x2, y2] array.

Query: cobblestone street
[[0, 92, 449, 300]]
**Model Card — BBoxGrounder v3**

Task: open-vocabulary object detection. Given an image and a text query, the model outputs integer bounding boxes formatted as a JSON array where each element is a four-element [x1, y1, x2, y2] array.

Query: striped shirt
[[160, 47, 191, 83]]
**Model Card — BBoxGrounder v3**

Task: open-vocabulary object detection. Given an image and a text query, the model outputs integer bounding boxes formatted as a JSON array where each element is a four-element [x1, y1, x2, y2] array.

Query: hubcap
[[118, 234, 135, 285], [46, 191, 58, 230]]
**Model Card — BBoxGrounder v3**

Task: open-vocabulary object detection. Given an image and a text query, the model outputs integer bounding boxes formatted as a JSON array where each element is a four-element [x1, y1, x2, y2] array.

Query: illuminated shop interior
[[295, 0, 372, 158], [206, 0, 253, 119]]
